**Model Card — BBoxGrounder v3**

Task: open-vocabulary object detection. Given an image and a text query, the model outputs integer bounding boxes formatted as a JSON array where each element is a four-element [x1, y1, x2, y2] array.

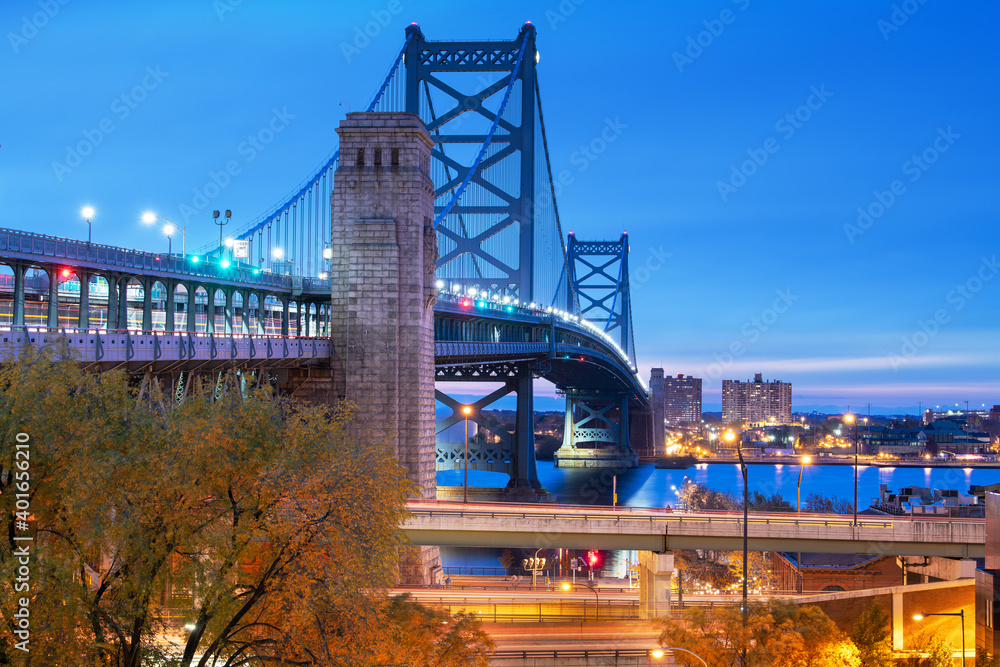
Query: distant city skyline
[[3, 2, 997, 409]]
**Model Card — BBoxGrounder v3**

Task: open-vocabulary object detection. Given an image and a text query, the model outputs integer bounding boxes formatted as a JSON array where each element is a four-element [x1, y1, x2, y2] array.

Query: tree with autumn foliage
[[659, 600, 860, 667], [0, 341, 492, 666]]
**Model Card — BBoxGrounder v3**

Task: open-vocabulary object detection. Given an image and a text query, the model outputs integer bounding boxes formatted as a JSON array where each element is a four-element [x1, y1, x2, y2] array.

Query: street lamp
[[462, 405, 473, 504], [81, 206, 95, 244], [797, 455, 812, 593], [561, 580, 599, 621], [914, 611, 966, 665], [845, 414, 859, 525], [213, 209, 231, 259], [523, 547, 546, 590], [653, 647, 708, 667], [727, 430, 749, 620], [142, 212, 187, 257]]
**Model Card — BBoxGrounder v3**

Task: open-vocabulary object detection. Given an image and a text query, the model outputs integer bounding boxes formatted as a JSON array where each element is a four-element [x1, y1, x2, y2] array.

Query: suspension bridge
[[0, 24, 650, 500]]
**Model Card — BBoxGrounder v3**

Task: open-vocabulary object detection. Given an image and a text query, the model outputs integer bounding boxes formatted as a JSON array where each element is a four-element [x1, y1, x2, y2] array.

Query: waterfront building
[[721, 373, 792, 425], [663, 373, 702, 426]]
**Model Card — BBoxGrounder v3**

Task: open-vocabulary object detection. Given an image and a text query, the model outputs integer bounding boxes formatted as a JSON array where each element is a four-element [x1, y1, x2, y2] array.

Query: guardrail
[[407, 499, 985, 528], [0, 326, 332, 368], [492, 649, 665, 660], [0, 227, 331, 292]]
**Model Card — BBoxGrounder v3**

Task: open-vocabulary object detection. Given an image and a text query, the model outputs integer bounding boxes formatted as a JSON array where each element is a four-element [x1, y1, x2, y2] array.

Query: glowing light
[[323, 247, 333, 260], [272, 248, 284, 259], [476, 300, 486, 308], [141, 211, 156, 224], [163, 223, 176, 235], [435, 280, 445, 289], [190, 256, 201, 264], [460, 299, 471, 308], [461, 405, 473, 416], [220, 259, 231, 269], [60, 268, 71, 278], [561, 582, 571, 591], [224, 238, 235, 248]]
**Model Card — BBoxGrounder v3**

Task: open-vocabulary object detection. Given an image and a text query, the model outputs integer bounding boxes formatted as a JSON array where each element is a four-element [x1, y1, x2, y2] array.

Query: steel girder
[[405, 24, 538, 301], [567, 233, 633, 362]]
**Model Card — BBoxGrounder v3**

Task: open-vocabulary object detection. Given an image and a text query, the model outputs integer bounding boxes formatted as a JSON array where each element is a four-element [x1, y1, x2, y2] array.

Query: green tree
[[659, 601, 859, 667], [850, 603, 894, 667], [805, 492, 854, 514], [0, 342, 492, 666], [977, 649, 1000, 667], [920, 634, 953, 666]]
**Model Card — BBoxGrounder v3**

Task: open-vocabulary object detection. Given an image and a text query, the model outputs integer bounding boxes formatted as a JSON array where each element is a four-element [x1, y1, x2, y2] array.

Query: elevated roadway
[[404, 501, 985, 558]]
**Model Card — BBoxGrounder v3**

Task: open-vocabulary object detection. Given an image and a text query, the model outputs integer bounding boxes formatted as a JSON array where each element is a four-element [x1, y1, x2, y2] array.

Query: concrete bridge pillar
[[165, 280, 175, 333], [254, 292, 266, 334], [77, 269, 90, 330], [11, 262, 25, 327], [328, 112, 440, 584], [224, 288, 234, 335], [141, 277, 153, 331], [638, 550, 674, 619], [107, 273, 121, 331], [46, 266, 59, 328], [186, 285, 197, 333], [241, 292, 252, 334]]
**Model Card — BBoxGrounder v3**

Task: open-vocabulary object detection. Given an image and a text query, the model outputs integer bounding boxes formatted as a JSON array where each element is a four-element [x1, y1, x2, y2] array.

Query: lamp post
[[845, 414, 859, 525], [561, 580, 599, 621], [213, 209, 231, 259], [725, 430, 748, 619], [797, 455, 812, 593], [81, 206, 95, 244], [914, 611, 966, 665], [142, 212, 187, 258], [652, 647, 708, 667], [461, 405, 473, 504]]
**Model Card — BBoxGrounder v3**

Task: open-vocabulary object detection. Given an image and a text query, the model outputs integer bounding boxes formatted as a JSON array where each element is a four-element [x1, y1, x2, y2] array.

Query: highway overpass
[[404, 501, 985, 558]]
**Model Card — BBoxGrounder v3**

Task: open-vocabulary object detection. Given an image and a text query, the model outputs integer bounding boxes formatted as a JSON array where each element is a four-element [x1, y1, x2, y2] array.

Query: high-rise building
[[722, 373, 792, 425], [650, 368, 666, 456], [663, 373, 702, 426]]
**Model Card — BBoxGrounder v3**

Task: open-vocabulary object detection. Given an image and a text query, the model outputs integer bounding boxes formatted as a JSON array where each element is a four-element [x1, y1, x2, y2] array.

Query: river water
[[436, 462, 1000, 572]]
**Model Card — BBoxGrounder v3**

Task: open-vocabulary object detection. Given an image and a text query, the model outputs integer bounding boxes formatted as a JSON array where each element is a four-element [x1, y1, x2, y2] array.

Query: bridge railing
[[406, 499, 985, 528], [0, 228, 331, 291]]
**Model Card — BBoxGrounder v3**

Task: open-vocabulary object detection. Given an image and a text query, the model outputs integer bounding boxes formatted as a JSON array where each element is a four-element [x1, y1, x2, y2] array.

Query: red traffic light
[[587, 550, 599, 567]]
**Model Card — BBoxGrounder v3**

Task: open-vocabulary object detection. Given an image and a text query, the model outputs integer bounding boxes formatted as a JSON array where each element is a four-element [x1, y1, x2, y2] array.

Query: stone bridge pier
[[326, 112, 441, 584]]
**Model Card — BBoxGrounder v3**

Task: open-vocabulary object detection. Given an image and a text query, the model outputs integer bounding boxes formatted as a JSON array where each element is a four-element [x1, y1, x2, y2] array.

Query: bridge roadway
[[403, 500, 985, 558]]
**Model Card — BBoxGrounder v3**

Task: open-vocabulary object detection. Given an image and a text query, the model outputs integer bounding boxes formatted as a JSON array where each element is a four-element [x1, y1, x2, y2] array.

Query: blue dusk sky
[[1, 1, 997, 413]]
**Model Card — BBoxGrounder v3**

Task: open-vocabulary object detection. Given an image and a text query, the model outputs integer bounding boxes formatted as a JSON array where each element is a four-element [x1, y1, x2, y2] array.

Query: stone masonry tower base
[[329, 113, 440, 585]]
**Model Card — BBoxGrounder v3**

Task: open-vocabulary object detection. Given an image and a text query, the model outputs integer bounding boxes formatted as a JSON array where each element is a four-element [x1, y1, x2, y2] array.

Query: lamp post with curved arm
[[561, 580, 599, 621], [914, 611, 966, 665], [142, 212, 187, 258], [845, 413, 859, 525], [652, 647, 708, 666], [725, 429, 748, 620]]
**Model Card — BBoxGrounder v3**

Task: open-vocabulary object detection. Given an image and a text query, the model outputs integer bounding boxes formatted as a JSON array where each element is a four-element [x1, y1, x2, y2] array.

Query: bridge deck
[[404, 500, 985, 558]]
